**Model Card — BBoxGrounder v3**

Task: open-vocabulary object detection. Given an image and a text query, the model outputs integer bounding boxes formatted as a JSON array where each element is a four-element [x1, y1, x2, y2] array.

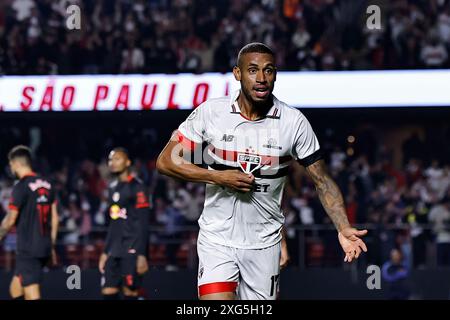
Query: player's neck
[[118, 171, 131, 182], [237, 94, 272, 121], [17, 167, 35, 179]]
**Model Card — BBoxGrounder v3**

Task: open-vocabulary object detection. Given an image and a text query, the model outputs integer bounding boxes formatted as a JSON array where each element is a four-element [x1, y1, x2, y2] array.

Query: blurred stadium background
[[1, 0, 450, 299]]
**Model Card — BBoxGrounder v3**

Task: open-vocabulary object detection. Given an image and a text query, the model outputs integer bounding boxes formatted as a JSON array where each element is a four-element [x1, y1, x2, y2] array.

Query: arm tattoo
[[305, 160, 350, 232]]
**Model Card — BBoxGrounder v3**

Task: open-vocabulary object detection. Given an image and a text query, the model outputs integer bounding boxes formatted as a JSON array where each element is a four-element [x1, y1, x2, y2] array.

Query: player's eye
[[248, 68, 257, 74], [264, 68, 274, 75]]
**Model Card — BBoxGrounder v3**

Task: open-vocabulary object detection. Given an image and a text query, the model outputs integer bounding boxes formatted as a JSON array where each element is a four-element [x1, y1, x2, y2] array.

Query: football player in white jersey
[[157, 42, 368, 300]]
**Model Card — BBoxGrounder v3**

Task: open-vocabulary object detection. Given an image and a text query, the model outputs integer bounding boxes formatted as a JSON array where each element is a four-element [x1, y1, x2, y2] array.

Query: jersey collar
[[21, 172, 37, 179]]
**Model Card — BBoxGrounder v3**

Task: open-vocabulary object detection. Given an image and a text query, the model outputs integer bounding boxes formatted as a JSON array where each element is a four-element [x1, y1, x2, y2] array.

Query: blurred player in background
[[157, 42, 368, 300], [98, 148, 150, 300], [0, 145, 58, 300]]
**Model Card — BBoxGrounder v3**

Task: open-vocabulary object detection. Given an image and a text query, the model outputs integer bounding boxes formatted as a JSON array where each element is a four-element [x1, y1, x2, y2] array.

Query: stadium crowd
[[1, 0, 450, 75]]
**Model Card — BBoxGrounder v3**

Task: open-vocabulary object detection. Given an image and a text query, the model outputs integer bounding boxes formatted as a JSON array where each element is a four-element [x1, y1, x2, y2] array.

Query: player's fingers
[[236, 178, 253, 185], [356, 229, 368, 236], [236, 186, 252, 192], [348, 234, 360, 241], [236, 172, 255, 183], [359, 240, 368, 252], [354, 246, 362, 259], [347, 250, 355, 262], [236, 182, 253, 191]]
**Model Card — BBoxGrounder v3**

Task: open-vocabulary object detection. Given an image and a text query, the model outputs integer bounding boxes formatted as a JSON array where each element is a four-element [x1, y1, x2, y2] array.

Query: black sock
[[12, 296, 24, 300], [103, 293, 120, 300], [123, 295, 138, 300]]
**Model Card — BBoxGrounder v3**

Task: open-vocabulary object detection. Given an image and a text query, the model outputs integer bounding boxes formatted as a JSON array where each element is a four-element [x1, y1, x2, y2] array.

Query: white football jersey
[[178, 90, 321, 249]]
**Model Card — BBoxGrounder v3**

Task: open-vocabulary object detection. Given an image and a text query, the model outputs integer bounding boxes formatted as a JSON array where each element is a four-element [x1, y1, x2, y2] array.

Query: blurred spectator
[[420, 37, 449, 68], [382, 248, 411, 300], [428, 197, 450, 266], [155, 198, 186, 271]]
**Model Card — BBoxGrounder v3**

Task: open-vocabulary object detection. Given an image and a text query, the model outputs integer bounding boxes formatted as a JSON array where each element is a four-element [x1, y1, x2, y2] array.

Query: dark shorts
[[14, 256, 49, 287], [102, 254, 141, 290]]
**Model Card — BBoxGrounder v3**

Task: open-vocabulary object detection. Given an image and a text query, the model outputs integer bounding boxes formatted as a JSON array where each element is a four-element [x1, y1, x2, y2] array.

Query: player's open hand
[[137, 255, 149, 275], [214, 170, 255, 192], [98, 253, 108, 274], [338, 227, 368, 263]]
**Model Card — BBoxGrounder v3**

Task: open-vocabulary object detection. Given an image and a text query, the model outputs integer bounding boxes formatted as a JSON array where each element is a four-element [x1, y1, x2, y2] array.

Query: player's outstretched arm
[[305, 159, 368, 263], [0, 209, 19, 241], [156, 131, 254, 192]]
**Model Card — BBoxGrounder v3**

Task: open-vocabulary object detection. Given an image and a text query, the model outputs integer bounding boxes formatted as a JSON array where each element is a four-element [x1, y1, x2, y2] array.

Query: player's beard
[[241, 86, 274, 111]]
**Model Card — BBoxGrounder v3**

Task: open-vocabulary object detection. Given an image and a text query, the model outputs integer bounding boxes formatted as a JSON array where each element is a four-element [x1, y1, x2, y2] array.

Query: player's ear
[[126, 159, 131, 167], [233, 66, 241, 81], [274, 67, 277, 82]]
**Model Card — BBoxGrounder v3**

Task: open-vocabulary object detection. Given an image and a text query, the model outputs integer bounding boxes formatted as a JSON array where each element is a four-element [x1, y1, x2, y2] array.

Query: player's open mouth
[[254, 87, 269, 98]]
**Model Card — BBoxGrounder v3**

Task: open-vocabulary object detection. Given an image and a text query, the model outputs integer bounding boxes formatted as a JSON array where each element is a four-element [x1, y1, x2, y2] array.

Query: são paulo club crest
[[237, 153, 263, 174]]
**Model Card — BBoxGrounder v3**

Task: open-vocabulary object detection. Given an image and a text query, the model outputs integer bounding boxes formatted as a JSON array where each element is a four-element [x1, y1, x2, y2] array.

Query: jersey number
[[36, 204, 51, 236], [270, 274, 280, 297]]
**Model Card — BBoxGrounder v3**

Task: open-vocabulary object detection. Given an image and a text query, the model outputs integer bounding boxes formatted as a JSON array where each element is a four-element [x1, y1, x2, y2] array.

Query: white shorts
[[197, 236, 281, 300]]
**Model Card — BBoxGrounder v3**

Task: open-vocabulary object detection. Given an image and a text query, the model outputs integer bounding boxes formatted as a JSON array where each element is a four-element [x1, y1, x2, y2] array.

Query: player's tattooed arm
[[305, 159, 350, 232], [306, 159, 368, 262], [0, 209, 19, 241]]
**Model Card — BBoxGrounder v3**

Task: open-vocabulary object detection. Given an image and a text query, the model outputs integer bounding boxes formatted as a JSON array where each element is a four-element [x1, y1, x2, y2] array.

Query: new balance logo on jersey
[[220, 134, 234, 142]]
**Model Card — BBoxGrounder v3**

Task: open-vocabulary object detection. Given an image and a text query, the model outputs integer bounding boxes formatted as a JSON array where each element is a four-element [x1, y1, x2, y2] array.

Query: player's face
[[233, 52, 277, 105], [108, 151, 130, 174]]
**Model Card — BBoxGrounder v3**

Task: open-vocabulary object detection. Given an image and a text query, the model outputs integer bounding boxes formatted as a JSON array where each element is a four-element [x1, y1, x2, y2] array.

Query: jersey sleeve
[[8, 183, 26, 212], [291, 111, 322, 167], [134, 183, 150, 256], [177, 102, 209, 151]]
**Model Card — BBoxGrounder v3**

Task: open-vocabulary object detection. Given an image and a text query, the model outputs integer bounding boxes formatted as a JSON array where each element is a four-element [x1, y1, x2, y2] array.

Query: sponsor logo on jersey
[[263, 138, 282, 150], [109, 204, 127, 220], [253, 183, 270, 193], [28, 179, 51, 192]]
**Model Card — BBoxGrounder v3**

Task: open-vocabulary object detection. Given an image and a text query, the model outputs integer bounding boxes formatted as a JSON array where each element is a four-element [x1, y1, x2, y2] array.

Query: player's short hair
[[111, 147, 130, 159], [236, 42, 275, 68], [8, 145, 32, 167]]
